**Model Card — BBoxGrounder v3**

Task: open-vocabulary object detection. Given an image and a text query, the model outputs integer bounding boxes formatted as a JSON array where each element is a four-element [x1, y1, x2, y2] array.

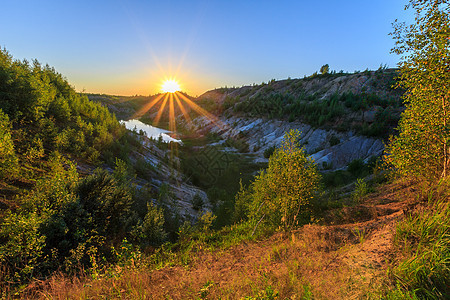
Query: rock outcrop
[[190, 115, 384, 170]]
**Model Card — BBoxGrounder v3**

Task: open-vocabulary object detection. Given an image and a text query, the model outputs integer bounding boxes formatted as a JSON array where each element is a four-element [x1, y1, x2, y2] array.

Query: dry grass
[[16, 181, 417, 299]]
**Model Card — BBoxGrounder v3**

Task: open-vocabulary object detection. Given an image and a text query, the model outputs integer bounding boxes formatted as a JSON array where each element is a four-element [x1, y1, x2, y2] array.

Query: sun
[[161, 79, 181, 93]]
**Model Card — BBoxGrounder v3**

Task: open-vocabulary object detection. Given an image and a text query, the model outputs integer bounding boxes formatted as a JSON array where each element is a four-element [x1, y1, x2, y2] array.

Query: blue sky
[[1, 0, 413, 96]]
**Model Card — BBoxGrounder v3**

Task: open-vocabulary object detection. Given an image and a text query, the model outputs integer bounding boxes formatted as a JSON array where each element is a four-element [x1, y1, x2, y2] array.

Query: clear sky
[[1, 0, 413, 96]]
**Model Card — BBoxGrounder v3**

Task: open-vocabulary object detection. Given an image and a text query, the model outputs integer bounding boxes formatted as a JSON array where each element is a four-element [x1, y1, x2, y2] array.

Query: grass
[[21, 224, 367, 299], [10, 179, 449, 299], [178, 136, 266, 228], [388, 183, 450, 299]]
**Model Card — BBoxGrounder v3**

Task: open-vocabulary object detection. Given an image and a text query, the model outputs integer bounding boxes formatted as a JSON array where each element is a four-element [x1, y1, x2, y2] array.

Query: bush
[[0, 154, 78, 280], [347, 158, 370, 178], [135, 203, 167, 248], [329, 135, 340, 146], [263, 145, 276, 158], [191, 193, 204, 211], [243, 130, 321, 231], [76, 169, 134, 240], [352, 178, 368, 202], [0, 109, 18, 179], [320, 64, 330, 75]]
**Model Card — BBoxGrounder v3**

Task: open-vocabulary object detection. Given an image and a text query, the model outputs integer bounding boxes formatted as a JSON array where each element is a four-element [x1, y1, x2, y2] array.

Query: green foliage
[[76, 169, 134, 241], [352, 178, 368, 202], [191, 193, 204, 211], [321, 170, 354, 188], [243, 130, 321, 230], [386, 0, 450, 180], [0, 153, 146, 282], [329, 135, 340, 146], [0, 109, 18, 179], [0, 211, 46, 281], [320, 64, 330, 75], [226, 137, 250, 153], [231, 82, 400, 137], [112, 157, 131, 183], [134, 203, 167, 248], [179, 139, 263, 228], [391, 185, 450, 298], [0, 48, 124, 162], [263, 145, 276, 158], [233, 180, 252, 223], [347, 158, 370, 178], [0, 154, 78, 280]]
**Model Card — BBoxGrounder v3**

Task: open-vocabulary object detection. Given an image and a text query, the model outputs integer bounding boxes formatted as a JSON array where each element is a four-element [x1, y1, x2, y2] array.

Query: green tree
[[246, 130, 321, 231], [320, 64, 330, 75], [0, 109, 18, 179], [135, 203, 167, 247], [76, 170, 133, 240], [386, 0, 450, 180]]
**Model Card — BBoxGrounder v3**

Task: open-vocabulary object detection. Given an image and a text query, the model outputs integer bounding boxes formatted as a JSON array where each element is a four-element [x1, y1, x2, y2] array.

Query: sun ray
[[131, 93, 165, 119], [173, 93, 193, 127], [175, 92, 226, 130], [169, 92, 176, 134], [153, 93, 170, 126]]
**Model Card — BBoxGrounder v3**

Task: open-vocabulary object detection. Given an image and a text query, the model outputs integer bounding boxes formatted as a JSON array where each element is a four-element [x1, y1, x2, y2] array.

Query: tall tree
[[386, 0, 450, 180]]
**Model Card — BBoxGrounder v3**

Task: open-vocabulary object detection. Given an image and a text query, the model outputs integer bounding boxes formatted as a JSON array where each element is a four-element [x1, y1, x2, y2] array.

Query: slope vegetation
[[22, 179, 448, 299]]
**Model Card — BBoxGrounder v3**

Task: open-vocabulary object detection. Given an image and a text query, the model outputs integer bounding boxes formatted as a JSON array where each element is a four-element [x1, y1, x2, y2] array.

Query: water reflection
[[120, 119, 182, 144]]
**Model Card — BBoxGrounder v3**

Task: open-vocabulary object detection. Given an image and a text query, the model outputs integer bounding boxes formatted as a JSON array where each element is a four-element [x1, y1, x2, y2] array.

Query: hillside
[[90, 69, 403, 173], [164, 69, 402, 175], [0, 49, 208, 294], [18, 179, 450, 299], [197, 68, 402, 134], [1, 43, 448, 299]]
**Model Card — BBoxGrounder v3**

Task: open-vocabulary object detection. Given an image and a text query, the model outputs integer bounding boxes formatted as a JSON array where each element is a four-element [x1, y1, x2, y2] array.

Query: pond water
[[120, 119, 182, 144]]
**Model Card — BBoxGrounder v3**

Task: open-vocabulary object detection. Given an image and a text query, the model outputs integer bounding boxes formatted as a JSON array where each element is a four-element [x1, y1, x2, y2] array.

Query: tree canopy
[[386, 0, 450, 180], [0, 49, 124, 163], [237, 130, 321, 231], [320, 64, 330, 75]]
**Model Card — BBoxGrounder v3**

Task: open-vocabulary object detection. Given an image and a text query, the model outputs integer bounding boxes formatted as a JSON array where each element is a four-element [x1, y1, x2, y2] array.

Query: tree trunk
[[442, 95, 448, 178]]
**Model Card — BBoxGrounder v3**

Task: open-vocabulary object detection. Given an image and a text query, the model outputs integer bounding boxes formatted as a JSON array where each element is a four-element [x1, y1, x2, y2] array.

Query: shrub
[[0, 154, 78, 280], [135, 203, 167, 248], [347, 158, 370, 178], [263, 145, 276, 158], [329, 135, 340, 146], [0, 211, 46, 281], [191, 193, 204, 211], [0, 109, 18, 179], [352, 178, 368, 202], [76, 169, 134, 240], [245, 130, 321, 231]]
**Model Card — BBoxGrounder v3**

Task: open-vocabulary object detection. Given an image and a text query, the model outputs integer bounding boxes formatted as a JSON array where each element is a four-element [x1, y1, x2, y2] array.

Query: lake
[[120, 119, 182, 144]]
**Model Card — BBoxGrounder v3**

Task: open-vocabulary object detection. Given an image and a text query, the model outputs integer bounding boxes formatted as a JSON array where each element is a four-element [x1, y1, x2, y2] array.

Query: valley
[[1, 10, 449, 296]]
